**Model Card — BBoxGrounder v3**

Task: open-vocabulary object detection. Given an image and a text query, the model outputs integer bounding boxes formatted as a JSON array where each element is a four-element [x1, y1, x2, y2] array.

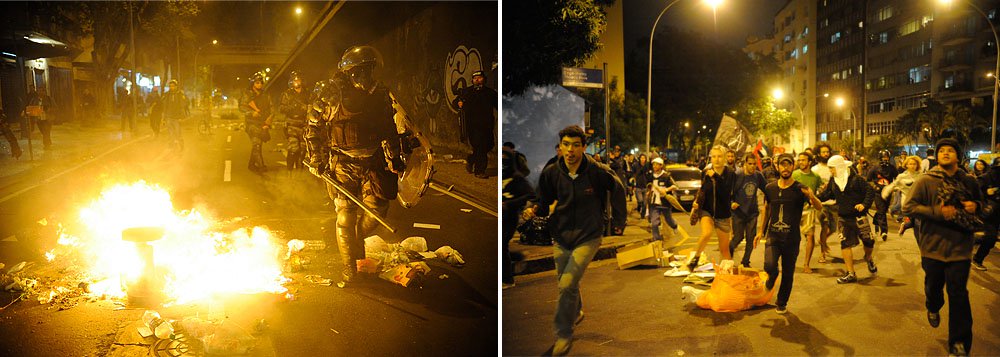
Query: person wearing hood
[[903, 138, 984, 357], [867, 150, 899, 241], [522, 125, 626, 356], [817, 154, 877, 284], [502, 147, 534, 290]]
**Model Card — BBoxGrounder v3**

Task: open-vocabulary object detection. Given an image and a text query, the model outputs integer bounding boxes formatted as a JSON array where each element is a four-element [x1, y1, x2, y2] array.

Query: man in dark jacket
[[818, 154, 876, 284], [903, 138, 984, 357], [502, 148, 534, 290], [972, 160, 1000, 271], [162, 80, 189, 151], [454, 70, 496, 178], [867, 150, 899, 241], [523, 125, 626, 356]]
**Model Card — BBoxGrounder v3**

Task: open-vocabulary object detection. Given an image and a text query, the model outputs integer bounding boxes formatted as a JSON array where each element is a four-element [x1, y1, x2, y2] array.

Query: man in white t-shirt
[[810, 142, 837, 263]]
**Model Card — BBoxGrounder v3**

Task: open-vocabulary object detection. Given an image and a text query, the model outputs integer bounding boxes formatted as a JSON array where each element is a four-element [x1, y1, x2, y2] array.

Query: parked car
[[665, 164, 702, 209]]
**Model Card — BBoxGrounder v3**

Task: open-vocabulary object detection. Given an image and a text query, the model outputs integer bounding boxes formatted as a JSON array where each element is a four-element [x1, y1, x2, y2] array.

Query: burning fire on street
[[42, 181, 289, 305]]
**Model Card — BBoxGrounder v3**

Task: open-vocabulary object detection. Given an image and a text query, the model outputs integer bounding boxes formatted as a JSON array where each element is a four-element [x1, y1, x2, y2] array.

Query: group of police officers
[[230, 45, 490, 288]]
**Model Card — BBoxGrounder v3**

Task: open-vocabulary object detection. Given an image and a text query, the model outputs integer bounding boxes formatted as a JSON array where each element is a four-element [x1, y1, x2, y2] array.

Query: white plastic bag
[[364, 235, 389, 257], [435, 246, 465, 266], [400, 237, 428, 253]]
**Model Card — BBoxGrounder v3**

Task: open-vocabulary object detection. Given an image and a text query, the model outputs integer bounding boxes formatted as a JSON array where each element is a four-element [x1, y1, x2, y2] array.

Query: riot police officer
[[240, 72, 273, 173], [306, 46, 403, 288], [280, 71, 310, 171]]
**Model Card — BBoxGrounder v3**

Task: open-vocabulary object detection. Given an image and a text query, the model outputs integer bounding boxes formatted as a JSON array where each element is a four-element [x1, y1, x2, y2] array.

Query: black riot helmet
[[249, 71, 266, 87], [288, 71, 303, 89], [338, 45, 382, 92]]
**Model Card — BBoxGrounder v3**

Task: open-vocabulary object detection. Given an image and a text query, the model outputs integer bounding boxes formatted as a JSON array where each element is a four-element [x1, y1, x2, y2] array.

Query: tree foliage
[[503, 0, 614, 96], [732, 96, 796, 145], [895, 99, 987, 149], [53, 1, 199, 118], [577, 78, 648, 151]]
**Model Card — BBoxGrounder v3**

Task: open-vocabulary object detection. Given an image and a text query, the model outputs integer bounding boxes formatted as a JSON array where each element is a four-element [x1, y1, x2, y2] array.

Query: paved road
[[0, 115, 497, 356], [503, 210, 1000, 356]]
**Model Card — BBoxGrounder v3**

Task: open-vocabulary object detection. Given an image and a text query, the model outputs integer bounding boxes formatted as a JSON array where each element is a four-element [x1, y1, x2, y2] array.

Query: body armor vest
[[328, 85, 395, 158]]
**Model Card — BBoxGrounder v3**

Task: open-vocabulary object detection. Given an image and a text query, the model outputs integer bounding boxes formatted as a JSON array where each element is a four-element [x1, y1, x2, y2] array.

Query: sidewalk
[[0, 118, 145, 190], [510, 199, 681, 276]]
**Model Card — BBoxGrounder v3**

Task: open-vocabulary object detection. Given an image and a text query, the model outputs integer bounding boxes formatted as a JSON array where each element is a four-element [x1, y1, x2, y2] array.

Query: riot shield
[[389, 92, 435, 208]]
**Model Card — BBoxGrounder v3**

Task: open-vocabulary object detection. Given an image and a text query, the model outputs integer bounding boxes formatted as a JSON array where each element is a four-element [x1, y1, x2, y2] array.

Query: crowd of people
[[502, 128, 1000, 356]]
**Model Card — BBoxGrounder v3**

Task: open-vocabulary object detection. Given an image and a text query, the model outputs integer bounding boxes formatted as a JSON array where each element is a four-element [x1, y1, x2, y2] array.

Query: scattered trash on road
[[460, 209, 472, 213], [438, 274, 449, 279]]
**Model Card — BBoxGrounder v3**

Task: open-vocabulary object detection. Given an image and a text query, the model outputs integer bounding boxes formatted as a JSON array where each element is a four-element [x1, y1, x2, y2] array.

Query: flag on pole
[[712, 115, 755, 159], [752, 139, 769, 171]]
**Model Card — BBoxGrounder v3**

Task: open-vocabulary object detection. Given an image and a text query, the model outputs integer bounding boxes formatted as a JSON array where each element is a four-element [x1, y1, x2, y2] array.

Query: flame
[[51, 181, 288, 304]]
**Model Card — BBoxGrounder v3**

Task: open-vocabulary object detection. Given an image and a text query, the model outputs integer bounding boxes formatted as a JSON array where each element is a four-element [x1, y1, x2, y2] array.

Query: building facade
[[773, 0, 818, 151]]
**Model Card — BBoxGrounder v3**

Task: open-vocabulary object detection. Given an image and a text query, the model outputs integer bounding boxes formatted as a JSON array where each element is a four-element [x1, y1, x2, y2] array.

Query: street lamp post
[[193, 40, 219, 129], [647, 0, 721, 154], [835, 96, 859, 156], [939, 0, 1000, 153], [772, 88, 806, 149]]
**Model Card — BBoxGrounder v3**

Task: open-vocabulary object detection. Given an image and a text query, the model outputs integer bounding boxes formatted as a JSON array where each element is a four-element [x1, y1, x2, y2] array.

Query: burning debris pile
[[5, 181, 292, 310]]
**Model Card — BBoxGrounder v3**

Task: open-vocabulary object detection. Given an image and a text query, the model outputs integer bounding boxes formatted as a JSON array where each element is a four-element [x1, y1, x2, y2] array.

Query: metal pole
[[129, 0, 137, 134], [604, 62, 610, 150], [647, 0, 683, 154]]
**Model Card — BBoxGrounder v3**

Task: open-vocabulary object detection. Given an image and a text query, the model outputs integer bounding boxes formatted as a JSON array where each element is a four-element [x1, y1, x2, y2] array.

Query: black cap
[[776, 153, 795, 164], [471, 70, 485, 78], [935, 138, 962, 159]]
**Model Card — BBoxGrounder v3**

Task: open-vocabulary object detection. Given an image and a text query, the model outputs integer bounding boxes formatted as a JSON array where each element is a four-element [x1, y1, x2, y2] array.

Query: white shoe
[[553, 337, 572, 356]]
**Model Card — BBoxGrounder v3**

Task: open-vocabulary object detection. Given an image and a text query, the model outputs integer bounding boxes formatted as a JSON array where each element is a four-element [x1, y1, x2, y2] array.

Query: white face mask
[[833, 166, 850, 191]]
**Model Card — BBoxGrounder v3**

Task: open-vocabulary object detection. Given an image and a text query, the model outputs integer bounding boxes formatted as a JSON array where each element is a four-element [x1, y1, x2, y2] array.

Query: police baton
[[303, 162, 397, 233]]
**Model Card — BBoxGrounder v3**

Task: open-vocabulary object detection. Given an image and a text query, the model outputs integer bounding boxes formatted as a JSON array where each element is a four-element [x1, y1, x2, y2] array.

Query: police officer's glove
[[387, 156, 405, 175]]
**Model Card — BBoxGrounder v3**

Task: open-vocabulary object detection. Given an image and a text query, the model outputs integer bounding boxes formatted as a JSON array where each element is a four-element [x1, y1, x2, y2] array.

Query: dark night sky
[[623, 0, 789, 53]]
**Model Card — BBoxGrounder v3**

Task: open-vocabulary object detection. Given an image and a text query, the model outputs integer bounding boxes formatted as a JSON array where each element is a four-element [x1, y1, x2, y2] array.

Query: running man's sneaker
[[775, 305, 787, 314], [867, 260, 878, 274], [928, 311, 940, 328], [949, 343, 967, 357], [575, 310, 585, 325], [553, 337, 572, 356], [880, 233, 888, 241], [836, 272, 858, 284], [972, 261, 987, 271]]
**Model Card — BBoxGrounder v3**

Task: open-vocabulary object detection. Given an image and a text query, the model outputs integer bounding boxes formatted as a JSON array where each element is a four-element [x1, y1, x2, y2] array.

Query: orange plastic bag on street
[[695, 270, 775, 312]]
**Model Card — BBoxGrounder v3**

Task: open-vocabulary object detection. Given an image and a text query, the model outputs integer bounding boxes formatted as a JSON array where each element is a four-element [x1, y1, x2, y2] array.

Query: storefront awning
[[0, 31, 75, 61]]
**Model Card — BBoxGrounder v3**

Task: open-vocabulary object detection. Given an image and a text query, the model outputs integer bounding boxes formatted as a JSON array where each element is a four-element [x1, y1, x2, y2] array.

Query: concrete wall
[[370, 1, 498, 151]]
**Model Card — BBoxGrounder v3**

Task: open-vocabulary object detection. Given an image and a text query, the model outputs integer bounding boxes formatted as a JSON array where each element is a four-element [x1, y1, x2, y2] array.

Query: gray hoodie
[[903, 166, 984, 262]]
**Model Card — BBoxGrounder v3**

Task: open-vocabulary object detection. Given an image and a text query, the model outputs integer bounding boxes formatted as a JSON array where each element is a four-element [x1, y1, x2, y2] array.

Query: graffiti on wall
[[444, 45, 484, 114], [409, 68, 446, 135]]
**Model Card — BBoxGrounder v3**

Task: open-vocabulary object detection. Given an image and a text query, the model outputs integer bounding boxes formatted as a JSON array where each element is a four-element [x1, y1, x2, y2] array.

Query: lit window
[[899, 20, 920, 36], [785, 34, 792, 43], [922, 14, 934, 27], [802, 27, 809, 37], [802, 45, 808, 54], [831, 32, 841, 44]]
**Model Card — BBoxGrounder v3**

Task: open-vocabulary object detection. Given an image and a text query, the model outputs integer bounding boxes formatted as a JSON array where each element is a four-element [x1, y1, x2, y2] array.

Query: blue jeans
[[553, 238, 601, 339], [649, 205, 677, 241], [922, 257, 973, 353], [729, 213, 758, 265], [635, 188, 647, 218]]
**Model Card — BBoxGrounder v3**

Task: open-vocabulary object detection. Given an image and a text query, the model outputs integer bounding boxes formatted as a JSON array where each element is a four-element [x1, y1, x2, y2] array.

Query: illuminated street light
[[937, 0, 999, 152], [212, 39, 218, 45], [265, 67, 271, 73], [684, 122, 690, 128], [647, 0, 722, 153], [834, 97, 845, 107], [771, 88, 784, 100], [295, 7, 303, 15]]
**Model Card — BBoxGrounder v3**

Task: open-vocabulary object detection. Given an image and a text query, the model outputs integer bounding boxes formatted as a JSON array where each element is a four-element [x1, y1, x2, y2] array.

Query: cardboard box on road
[[616, 240, 663, 269]]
